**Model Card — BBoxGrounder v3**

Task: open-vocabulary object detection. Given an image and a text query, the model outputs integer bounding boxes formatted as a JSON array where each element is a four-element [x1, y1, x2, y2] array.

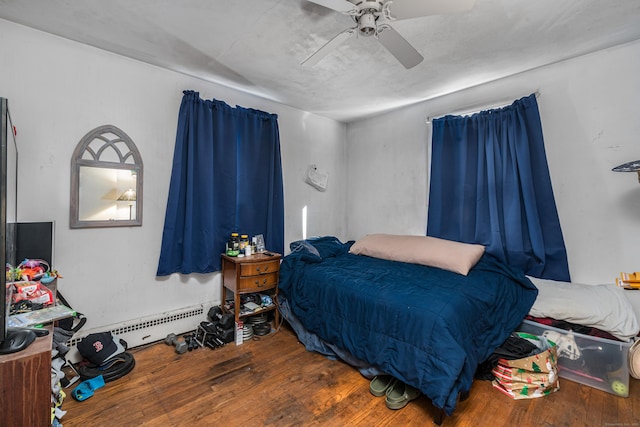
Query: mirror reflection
[[78, 167, 137, 221], [71, 125, 143, 228]]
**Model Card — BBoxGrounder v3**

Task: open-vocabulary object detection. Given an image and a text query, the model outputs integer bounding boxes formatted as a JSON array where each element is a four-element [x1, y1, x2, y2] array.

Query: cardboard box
[[518, 319, 632, 397]]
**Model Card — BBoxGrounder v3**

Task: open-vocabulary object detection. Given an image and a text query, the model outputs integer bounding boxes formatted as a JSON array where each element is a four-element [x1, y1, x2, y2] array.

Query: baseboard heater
[[64, 303, 213, 363]]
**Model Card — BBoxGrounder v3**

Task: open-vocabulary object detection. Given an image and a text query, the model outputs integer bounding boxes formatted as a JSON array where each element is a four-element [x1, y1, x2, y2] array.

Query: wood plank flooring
[[61, 324, 640, 426]]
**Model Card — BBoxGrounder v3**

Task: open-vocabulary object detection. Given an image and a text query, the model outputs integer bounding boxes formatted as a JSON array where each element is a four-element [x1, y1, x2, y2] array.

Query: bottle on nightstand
[[226, 233, 240, 257]]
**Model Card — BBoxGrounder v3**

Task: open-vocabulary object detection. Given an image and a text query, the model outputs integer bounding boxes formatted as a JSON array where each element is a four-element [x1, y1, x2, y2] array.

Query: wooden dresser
[[0, 325, 53, 427]]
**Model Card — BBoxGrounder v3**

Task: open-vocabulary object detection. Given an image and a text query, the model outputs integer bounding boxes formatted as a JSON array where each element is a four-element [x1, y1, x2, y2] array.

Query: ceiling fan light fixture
[[305, 0, 475, 68], [358, 13, 377, 37]]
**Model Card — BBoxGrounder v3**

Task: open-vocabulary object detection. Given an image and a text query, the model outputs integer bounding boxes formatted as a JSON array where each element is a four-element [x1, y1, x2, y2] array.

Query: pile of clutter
[[164, 305, 236, 354], [6, 258, 62, 312], [52, 326, 134, 425]]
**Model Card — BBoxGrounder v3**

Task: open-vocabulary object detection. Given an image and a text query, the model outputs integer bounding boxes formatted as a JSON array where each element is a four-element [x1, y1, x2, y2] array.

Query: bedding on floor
[[278, 236, 538, 415], [527, 276, 640, 341]]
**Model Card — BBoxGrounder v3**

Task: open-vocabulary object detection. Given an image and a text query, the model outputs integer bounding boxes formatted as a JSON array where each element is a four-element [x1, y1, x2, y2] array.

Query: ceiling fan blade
[[306, 0, 357, 13], [377, 25, 423, 69], [302, 28, 356, 67], [386, 0, 476, 21]]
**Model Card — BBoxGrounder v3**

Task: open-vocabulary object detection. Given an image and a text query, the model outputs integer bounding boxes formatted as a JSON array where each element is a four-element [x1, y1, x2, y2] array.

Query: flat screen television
[[1, 98, 56, 354], [14, 221, 55, 266], [0, 96, 36, 354], [0, 97, 47, 354]]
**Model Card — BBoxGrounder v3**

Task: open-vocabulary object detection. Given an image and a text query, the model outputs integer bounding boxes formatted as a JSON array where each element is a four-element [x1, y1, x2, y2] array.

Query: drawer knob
[[254, 278, 268, 287], [256, 266, 270, 273]]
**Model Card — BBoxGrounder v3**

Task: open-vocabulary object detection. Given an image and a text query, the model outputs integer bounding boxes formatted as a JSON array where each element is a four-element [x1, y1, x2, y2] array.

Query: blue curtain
[[427, 94, 570, 281], [157, 91, 284, 275]]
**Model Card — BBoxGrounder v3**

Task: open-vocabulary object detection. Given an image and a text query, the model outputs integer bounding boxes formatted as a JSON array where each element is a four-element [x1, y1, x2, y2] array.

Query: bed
[[278, 235, 539, 420]]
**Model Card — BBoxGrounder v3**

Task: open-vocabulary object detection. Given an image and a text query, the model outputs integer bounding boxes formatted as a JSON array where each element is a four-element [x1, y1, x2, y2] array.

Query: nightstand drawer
[[238, 272, 278, 291], [240, 260, 279, 276]]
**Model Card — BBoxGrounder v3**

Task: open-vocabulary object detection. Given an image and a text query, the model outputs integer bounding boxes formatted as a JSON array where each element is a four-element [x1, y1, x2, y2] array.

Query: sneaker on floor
[[369, 375, 395, 397], [385, 380, 421, 410]]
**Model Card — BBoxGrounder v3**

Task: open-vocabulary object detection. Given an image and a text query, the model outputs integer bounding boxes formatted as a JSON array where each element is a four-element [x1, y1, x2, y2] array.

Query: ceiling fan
[[302, 0, 476, 69]]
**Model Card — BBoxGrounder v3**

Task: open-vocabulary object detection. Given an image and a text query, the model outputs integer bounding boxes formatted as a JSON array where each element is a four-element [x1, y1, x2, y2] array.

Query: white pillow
[[528, 276, 640, 341], [349, 234, 485, 276]]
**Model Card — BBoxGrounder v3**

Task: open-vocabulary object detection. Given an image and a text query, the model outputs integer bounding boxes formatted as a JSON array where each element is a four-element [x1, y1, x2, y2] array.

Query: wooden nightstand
[[221, 252, 281, 334], [0, 326, 53, 427]]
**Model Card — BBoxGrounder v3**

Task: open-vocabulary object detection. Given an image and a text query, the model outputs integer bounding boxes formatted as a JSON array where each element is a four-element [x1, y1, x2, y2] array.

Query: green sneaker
[[369, 375, 395, 397], [385, 380, 421, 410]]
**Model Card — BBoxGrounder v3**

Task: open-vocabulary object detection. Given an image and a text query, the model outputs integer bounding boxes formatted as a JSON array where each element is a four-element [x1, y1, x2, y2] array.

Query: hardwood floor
[[61, 324, 640, 426]]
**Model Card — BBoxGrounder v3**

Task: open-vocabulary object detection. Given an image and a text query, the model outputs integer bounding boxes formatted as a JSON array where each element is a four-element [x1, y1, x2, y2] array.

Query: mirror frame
[[70, 124, 143, 228]]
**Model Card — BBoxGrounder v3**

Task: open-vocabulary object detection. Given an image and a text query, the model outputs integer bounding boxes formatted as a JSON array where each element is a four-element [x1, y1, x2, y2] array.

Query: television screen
[[1, 96, 16, 349], [15, 222, 55, 267], [0, 98, 46, 356]]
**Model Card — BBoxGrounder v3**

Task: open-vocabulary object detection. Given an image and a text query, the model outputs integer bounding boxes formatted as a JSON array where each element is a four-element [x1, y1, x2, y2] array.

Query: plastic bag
[[491, 333, 559, 399]]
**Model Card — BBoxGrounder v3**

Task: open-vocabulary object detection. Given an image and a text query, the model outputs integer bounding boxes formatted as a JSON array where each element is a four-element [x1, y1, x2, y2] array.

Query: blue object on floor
[[72, 375, 105, 401]]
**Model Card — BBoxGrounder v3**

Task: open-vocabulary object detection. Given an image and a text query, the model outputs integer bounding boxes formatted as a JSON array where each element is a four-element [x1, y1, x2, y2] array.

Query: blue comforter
[[278, 237, 538, 415]]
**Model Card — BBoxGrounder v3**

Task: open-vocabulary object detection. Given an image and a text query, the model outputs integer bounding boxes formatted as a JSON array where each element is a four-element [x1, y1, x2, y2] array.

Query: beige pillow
[[349, 234, 485, 276]]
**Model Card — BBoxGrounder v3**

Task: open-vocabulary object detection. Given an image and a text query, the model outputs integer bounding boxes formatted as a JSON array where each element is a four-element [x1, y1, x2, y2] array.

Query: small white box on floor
[[235, 321, 243, 345]]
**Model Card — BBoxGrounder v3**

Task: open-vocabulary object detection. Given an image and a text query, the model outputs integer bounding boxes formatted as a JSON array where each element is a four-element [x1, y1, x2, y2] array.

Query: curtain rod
[[425, 90, 540, 124]]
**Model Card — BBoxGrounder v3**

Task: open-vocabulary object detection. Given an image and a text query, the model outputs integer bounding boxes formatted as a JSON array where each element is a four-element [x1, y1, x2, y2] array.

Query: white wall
[[347, 40, 640, 284], [0, 20, 347, 340]]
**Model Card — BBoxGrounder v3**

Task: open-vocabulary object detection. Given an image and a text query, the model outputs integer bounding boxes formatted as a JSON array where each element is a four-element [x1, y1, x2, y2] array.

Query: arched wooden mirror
[[70, 125, 143, 228]]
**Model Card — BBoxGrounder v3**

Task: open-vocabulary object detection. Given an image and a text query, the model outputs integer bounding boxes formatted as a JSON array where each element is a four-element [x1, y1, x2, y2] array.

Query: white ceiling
[[1, 0, 640, 122]]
